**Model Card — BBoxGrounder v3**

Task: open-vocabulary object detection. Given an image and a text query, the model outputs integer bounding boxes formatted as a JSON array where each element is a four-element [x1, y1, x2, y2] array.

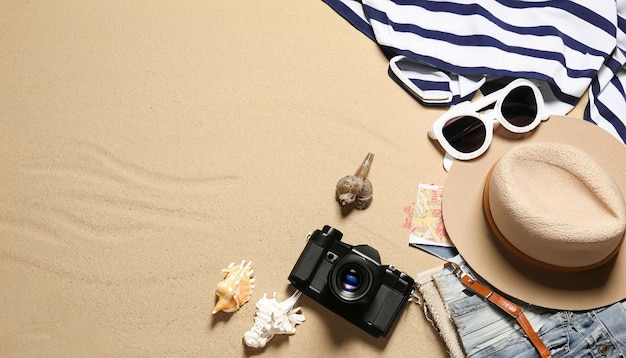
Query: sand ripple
[[0, 140, 237, 285]]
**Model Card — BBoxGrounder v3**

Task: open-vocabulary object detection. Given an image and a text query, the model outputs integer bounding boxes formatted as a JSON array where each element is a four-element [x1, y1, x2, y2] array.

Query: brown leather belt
[[445, 262, 551, 358]]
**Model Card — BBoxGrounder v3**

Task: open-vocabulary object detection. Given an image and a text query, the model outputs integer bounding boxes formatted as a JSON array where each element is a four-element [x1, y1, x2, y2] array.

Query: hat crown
[[486, 142, 626, 270]]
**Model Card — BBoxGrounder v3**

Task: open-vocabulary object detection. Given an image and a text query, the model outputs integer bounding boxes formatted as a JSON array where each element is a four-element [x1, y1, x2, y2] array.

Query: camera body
[[288, 225, 415, 337]]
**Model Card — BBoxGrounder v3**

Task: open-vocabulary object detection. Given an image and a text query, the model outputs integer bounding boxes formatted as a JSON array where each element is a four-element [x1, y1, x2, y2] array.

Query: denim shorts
[[432, 261, 626, 357]]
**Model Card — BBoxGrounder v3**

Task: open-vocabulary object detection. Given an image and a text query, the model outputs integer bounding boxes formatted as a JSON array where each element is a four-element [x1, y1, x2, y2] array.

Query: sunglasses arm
[[459, 78, 541, 114], [459, 87, 506, 114]]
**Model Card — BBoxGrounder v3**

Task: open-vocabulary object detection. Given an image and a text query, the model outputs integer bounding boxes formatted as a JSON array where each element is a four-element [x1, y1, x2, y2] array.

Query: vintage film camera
[[288, 225, 415, 337]]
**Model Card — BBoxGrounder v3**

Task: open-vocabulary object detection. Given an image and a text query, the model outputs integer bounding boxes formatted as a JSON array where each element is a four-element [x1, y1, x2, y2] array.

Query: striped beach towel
[[323, 0, 626, 144]]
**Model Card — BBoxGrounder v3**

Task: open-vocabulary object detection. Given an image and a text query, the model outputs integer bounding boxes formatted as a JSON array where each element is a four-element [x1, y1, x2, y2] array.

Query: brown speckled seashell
[[335, 153, 374, 210]]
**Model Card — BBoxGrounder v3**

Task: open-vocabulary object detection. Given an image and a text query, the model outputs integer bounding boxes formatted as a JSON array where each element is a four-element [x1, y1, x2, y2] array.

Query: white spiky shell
[[243, 291, 305, 348]]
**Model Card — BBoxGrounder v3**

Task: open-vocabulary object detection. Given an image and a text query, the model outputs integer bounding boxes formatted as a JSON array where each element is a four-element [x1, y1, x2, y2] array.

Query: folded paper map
[[405, 184, 458, 260]]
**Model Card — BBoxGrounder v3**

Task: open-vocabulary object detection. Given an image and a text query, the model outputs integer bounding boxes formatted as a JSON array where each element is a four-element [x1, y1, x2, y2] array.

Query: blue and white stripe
[[323, 0, 626, 144]]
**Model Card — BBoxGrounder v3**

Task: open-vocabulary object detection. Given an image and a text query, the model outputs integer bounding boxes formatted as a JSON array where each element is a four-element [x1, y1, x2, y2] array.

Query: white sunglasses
[[428, 78, 549, 171]]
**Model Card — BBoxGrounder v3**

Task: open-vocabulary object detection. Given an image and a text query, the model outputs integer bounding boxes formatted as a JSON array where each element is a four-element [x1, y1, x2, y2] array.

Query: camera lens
[[331, 259, 373, 303], [340, 267, 363, 292]]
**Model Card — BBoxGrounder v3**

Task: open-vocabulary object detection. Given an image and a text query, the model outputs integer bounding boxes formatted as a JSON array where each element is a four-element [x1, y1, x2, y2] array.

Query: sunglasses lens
[[442, 116, 486, 154], [501, 86, 538, 127]]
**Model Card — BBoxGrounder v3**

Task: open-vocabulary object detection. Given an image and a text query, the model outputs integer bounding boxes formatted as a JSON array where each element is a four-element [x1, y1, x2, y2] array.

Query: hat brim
[[442, 115, 626, 310]]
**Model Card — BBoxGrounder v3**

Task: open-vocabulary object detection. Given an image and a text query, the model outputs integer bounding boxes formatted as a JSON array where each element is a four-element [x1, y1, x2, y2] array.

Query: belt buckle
[[445, 261, 463, 278]]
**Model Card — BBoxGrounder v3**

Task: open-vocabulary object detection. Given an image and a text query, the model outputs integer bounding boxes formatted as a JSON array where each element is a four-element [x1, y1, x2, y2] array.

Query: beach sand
[[0, 1, 586, 357]]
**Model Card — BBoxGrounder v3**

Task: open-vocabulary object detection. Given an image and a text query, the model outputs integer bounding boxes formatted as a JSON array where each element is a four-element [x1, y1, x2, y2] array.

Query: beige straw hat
[[442, 115, 626, 310]]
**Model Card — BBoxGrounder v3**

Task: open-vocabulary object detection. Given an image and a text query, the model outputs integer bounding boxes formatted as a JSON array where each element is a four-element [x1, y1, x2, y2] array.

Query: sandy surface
[[0, 1, 586, 357]]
